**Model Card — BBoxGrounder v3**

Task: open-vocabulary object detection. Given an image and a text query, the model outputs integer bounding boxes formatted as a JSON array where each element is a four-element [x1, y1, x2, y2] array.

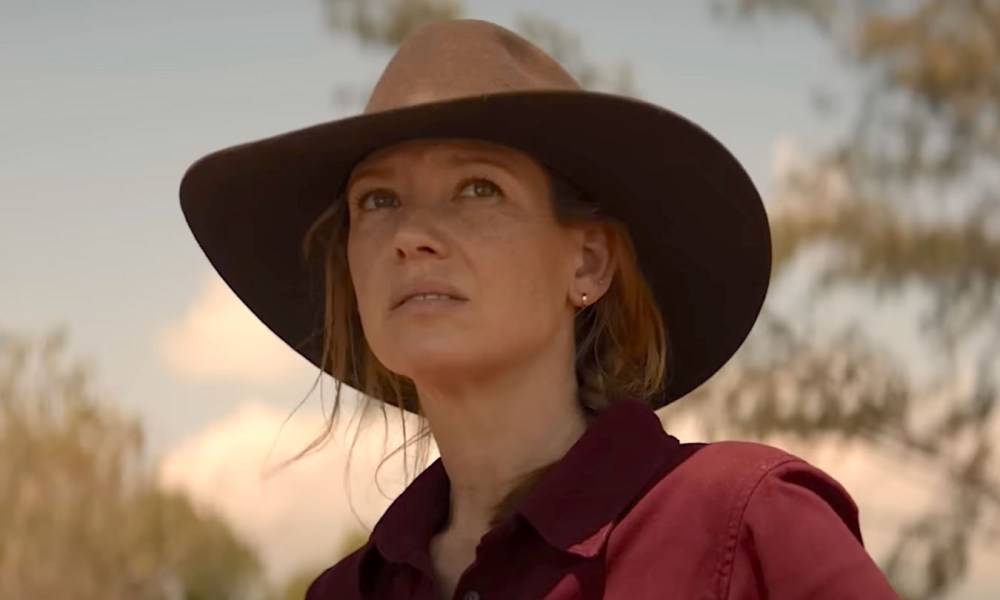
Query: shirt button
[[462, 592, 481, 600]]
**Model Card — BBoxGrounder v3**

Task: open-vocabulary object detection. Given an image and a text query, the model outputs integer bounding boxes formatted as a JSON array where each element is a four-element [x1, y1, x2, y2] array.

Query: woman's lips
[[392, 294, 468, 313], [390, 281, 468, 309]]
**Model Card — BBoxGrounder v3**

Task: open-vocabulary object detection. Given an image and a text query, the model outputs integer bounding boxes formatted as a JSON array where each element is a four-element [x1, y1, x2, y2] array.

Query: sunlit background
[[3, 0, 999, 598]]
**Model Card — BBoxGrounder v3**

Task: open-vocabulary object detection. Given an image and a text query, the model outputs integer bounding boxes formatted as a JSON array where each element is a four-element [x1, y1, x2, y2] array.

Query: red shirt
[[307, 398, 899, 599]]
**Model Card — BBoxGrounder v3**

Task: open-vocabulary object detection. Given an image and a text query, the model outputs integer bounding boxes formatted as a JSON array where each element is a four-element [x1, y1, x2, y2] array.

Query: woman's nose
[[391, 205, 449, 260]]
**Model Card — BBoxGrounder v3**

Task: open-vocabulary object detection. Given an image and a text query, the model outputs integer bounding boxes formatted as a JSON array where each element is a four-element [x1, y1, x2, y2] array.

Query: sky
[[3, 0, 997, 596]]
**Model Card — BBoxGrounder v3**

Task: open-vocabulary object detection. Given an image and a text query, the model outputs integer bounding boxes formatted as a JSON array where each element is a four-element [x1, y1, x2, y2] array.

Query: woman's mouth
[[393, 293, 467, 313]]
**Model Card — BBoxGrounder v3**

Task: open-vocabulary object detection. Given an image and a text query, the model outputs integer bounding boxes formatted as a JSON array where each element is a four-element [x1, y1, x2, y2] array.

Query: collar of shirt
[[368, 396, 678, 564]]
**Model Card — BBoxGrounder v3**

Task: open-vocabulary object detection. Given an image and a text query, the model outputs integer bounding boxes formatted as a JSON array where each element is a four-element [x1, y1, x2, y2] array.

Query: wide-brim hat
[[179, 19, 771, 409]]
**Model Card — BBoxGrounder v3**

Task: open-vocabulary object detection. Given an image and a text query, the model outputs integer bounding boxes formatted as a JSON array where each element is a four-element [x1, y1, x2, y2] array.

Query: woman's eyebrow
[[347, 163, 395, 188], [444, 152, 517, 173], [349, 151, 516, 189]]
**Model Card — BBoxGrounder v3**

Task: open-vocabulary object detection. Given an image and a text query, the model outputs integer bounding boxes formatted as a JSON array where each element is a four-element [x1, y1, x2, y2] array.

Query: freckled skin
[[346, 139, 582, 386]]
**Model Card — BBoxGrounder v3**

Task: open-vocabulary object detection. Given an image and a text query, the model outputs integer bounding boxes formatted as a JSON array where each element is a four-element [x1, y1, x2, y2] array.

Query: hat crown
[[364, 19, 581, 114]]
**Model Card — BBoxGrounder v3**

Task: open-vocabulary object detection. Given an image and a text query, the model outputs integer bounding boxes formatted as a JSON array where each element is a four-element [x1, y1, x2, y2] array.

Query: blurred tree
[[715, 0, 1000, 339], [271, 569, 317, 600], [270, 529, 369, 600], [316, 1, 999, 597], [704, 1, 1000, 597], [322, 0, 461, 48], [0, 329, 263, 600]]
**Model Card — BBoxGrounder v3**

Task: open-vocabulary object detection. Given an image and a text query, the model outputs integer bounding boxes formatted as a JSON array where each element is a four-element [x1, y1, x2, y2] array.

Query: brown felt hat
[[179, 19, 771, 409]]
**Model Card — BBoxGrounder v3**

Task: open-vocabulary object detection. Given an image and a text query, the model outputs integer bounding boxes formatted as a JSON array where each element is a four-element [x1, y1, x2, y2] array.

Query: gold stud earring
[[581, 292, 588, 307]]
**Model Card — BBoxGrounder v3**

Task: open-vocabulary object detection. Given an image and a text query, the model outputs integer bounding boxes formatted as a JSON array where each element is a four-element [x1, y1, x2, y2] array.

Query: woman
[[180, 19, 899, 600]]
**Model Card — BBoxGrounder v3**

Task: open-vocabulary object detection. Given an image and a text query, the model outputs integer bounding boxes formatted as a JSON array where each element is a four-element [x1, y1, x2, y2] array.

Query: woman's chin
[[384, 345, 485, 379]]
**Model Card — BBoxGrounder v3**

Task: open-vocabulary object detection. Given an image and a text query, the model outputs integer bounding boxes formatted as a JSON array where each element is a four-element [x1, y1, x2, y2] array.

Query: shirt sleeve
[[726, 458, 900, 600]]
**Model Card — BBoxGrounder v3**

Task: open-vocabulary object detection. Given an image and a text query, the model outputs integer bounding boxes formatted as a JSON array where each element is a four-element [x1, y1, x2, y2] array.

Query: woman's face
[[345, 139, 601, 385]]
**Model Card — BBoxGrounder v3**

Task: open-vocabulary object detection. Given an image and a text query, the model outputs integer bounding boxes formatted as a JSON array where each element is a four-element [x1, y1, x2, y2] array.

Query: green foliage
[[0, 330, 263, 600]]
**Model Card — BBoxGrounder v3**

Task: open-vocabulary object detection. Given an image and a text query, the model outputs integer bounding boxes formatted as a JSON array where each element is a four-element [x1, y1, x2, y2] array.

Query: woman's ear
[[569, 223, 616, 307]]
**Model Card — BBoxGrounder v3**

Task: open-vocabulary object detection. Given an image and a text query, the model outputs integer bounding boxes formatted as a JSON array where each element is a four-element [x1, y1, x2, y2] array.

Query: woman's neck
[[417, 344, 589, 537]]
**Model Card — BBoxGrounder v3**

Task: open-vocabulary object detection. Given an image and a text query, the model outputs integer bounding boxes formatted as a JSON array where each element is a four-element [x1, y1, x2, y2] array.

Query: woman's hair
[[292, 162, 668, 524]]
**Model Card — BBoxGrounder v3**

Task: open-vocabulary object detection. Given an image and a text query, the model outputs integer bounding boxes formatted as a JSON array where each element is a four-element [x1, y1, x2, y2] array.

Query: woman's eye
[[358, 189, 398, 211], [459, 179, 502, 198]]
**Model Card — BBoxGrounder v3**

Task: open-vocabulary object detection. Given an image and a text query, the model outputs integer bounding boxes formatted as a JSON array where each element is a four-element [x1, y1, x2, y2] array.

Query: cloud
[[160, 274, 312, 383], [158, 393, 434, 585], [770, 133, 809, 186]]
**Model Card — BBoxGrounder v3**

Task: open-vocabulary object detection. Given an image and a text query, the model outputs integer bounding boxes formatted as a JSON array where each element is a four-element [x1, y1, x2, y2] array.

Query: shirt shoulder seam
[[714, 454, 803, 600]]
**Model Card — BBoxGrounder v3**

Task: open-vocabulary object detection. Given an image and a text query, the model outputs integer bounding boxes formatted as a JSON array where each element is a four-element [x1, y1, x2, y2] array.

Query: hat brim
[[179, 90, 771, 409]]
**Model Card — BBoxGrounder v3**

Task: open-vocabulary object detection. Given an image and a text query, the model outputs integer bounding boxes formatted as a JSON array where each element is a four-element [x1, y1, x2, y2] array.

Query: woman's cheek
[[507, 246, 557, 310], [347, 243, 381, 318]]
